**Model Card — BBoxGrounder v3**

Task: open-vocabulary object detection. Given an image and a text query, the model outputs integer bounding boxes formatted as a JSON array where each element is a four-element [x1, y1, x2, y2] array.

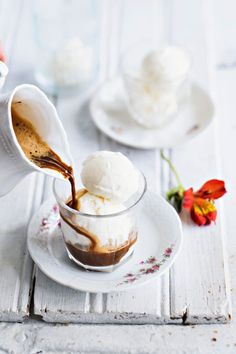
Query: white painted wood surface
[[168, 0, 231, 324], [33, 0, 231, 325], [0, 0, 232, 332]]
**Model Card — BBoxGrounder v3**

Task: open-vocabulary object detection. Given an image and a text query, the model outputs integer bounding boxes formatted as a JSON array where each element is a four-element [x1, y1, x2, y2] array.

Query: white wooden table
[[0, 0, 236, 352]]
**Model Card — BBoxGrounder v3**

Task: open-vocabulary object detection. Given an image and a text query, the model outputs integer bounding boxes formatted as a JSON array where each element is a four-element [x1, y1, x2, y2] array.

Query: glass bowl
[[121, 40, 192, 128]]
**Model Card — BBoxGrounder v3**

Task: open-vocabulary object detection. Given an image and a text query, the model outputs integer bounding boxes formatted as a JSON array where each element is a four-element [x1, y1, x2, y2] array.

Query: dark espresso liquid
[[61, 209, 137, 267], [12, 102, 77, 208], [66, 238, 136, 267], [60, 189, 138, 267]]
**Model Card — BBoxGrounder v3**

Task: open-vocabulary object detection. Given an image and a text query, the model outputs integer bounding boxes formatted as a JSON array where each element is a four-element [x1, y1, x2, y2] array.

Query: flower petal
[[191, 199, 217, 226], [182, 188, 194, 210], [194, 179, 226, 200]]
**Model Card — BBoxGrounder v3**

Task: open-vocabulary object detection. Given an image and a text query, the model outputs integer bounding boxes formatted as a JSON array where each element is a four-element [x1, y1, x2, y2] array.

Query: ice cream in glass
[[53, 151, 146, 271]]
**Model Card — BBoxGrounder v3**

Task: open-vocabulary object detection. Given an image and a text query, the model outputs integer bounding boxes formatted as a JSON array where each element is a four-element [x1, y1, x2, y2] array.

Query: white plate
[[90, 77, 214, 149], [27, 192, 183, 293]]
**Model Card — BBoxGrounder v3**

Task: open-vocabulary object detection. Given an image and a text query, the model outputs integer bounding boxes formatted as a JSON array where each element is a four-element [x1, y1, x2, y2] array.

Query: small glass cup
[[121, 40, 191, 128], [32, 0, 98, 95], [53, 170, 146, 272]]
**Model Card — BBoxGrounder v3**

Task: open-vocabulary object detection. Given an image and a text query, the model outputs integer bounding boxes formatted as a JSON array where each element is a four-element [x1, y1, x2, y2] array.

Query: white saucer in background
[[27, 192, 182, 293], [90, 77, 214, 149]]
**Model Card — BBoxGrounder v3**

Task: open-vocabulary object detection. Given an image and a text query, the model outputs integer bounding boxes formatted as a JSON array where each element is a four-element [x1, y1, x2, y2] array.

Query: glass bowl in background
[[32, 0, 99, 96], [53, 170, 147, 272], [121, 40, 192, 128]]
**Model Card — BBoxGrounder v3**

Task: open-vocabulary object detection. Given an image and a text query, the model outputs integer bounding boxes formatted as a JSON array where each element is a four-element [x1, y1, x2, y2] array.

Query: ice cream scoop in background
[[122, 42, 191, 128], [141, 46, 191, 86]]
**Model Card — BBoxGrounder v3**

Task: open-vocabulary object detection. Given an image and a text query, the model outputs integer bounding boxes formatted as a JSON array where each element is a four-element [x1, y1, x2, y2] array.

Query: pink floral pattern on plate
[[40, 204, 61, 232], [117, 245, 174, 286]]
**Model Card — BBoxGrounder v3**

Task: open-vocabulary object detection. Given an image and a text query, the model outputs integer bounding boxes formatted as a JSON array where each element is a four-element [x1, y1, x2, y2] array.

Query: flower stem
[[160, 150, 183, 188]]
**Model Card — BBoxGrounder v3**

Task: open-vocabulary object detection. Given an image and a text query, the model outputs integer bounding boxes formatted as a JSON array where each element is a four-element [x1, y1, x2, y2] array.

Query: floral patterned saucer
[[27, 192, 183, 293], [90, 77, 214, 149]]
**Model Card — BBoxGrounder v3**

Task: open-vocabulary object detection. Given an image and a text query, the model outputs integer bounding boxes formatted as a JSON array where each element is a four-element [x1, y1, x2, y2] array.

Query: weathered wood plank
[[211, 0, 236, 318], [168, 0, 231, 324], [0, 173, 44, 321], [0, 0, 46, 322], [99, 0, 171, 324], [2, 320, 236, 354]]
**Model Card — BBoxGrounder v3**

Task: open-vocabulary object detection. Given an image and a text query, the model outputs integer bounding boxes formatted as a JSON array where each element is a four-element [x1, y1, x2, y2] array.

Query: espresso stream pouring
[[0, 84, 74, 196]]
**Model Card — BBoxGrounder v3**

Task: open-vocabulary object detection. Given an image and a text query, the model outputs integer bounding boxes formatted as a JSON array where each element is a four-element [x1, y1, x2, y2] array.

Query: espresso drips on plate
[[11, 102, 77, 209]]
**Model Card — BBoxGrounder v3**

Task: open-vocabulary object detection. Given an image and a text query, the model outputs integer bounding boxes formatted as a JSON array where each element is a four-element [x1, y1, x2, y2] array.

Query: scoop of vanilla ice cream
[[141, 46, 191, 84], [81, 151, 139, 203], [78, 191, 125, 215], [62, 192, 133, 248]]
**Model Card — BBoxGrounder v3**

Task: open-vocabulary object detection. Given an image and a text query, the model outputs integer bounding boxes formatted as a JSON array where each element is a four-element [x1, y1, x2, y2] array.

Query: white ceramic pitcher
[[0, 84, 73, 196], [0, 61, 8, 91]]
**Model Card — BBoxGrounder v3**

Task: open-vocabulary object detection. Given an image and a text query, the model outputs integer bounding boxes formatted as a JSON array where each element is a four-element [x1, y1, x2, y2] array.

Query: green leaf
[[166, 186, 184, 213]]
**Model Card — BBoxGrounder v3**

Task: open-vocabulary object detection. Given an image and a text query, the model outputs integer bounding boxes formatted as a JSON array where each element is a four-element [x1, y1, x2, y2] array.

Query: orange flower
[[190, 199, 217, 226], [182, 180, 226, 226], [161, 151, 227, 227]]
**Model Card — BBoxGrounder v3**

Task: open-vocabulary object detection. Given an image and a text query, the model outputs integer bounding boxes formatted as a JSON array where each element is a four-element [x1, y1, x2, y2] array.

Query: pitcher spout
[[9, 84, 74, 179]]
